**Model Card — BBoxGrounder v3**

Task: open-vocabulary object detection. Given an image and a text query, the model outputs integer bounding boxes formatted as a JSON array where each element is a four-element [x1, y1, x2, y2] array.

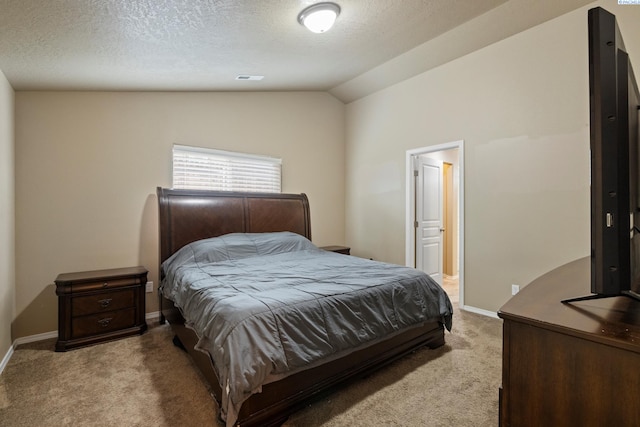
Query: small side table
[[55, 266, 148, 351], [320, 245, 351, 255]]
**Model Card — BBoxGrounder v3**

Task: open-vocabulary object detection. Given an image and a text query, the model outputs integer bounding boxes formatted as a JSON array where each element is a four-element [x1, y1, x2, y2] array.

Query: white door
[[415, 155, 444, 285]]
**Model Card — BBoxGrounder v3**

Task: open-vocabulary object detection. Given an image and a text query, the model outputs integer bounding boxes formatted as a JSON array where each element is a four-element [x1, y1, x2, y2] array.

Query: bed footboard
[[161, 296, 444, 427]]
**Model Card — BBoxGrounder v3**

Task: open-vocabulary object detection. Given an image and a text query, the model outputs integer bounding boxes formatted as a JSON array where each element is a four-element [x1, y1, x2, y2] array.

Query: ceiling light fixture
[[298, 2, 340, 33]]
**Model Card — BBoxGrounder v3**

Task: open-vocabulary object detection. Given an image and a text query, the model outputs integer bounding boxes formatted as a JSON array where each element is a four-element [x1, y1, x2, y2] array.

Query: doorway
[[405, 141, 464, 306]]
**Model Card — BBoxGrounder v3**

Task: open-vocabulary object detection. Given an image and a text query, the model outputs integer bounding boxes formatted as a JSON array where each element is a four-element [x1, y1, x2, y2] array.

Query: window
[[172, 145, 281, 192]]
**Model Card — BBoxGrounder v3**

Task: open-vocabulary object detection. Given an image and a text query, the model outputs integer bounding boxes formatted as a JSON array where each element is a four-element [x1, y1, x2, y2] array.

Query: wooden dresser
[[55, 266, 148, 351], [498, 257, 640, 426]]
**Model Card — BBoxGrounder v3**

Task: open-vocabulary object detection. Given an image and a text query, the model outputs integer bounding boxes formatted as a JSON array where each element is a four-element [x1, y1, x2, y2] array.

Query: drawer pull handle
[[102, 282, 109, 288], [98, 318, 112, 327], [98, 298, 112, 308]]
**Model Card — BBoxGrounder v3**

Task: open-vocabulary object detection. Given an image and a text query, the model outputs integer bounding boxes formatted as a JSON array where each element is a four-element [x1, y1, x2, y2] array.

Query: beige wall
[[0, 69, 15, 358], [10, 0, 639, 339], [14, 91, 345, 338], [345, 0, 640, 313]]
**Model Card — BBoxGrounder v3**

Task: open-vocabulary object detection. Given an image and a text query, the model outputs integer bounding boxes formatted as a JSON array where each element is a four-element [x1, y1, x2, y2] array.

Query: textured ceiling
[[0, 0, 594, 102]]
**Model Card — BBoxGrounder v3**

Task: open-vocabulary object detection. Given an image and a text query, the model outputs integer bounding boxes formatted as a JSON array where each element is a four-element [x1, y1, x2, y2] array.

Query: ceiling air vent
[[235, 75, 264, 81]]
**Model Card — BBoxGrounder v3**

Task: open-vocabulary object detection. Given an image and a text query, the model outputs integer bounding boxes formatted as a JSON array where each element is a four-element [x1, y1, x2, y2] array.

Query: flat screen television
[[564, 7, 640, 303]]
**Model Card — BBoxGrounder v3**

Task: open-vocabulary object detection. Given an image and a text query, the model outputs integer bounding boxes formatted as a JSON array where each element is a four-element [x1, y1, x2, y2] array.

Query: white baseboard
[[145, 311, 160, 322], [460, 304, 500, 319], [13, 330, 58, 347], [1, 330, 58, 375], [0, 311, 162, 376], [1, 330, 58, 376], [0, 344, 14, 376]]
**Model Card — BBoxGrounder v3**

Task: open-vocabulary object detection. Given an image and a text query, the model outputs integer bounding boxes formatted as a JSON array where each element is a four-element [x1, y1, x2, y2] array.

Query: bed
[[156, 187, 453, 427]]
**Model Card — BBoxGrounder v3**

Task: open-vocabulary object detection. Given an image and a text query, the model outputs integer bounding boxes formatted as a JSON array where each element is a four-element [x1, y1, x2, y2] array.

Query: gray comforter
[[161, 232, 453, 427]]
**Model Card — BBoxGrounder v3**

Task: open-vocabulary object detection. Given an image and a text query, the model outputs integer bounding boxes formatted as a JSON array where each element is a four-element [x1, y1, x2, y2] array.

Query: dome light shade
[[298, 3, 340, 33]]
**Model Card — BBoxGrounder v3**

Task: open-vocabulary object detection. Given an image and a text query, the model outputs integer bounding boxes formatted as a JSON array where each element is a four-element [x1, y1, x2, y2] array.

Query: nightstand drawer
[[72, 289, 134, 317], [71, 308, 136, 338], [70, 276, 143, 293]]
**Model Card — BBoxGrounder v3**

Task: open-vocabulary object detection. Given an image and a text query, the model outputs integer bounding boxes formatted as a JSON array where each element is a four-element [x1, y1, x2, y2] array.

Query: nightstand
[[55, 266, 148, 351], [320, 245, 351, 255]]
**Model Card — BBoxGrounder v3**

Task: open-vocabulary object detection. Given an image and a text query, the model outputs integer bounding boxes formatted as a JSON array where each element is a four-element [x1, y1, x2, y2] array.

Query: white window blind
[[172, 145, 282, 193]]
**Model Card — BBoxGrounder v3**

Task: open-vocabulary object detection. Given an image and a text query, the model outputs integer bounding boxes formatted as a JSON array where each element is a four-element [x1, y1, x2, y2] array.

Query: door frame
[[405, 140, 465, 307]]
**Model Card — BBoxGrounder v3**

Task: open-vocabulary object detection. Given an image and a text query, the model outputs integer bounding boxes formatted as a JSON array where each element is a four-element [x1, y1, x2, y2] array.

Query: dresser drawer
[[72, 289, 134, 317], [71, 308, 136, 338]]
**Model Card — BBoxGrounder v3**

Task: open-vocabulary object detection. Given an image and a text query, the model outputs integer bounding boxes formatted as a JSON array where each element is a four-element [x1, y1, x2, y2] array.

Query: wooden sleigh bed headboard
[[156, 187, 312, 264]]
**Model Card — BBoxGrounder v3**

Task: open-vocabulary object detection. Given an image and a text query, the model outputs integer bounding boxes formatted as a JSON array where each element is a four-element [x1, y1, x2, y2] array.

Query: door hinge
[[414, 221, 418, 228], [413, 169, 418, 177]]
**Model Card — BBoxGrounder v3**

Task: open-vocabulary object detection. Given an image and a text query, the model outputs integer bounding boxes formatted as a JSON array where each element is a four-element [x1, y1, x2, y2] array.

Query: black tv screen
[[583, 7, 640, 302]]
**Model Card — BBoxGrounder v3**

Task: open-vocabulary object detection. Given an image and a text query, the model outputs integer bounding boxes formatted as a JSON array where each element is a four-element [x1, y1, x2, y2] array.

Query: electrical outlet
[[145, 281, 153, 293], [511, 284, 520, 295]]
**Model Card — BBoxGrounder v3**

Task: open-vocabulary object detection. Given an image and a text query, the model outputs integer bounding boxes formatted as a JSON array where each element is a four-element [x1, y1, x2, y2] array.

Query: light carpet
[[0, 302, 502, 426]]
